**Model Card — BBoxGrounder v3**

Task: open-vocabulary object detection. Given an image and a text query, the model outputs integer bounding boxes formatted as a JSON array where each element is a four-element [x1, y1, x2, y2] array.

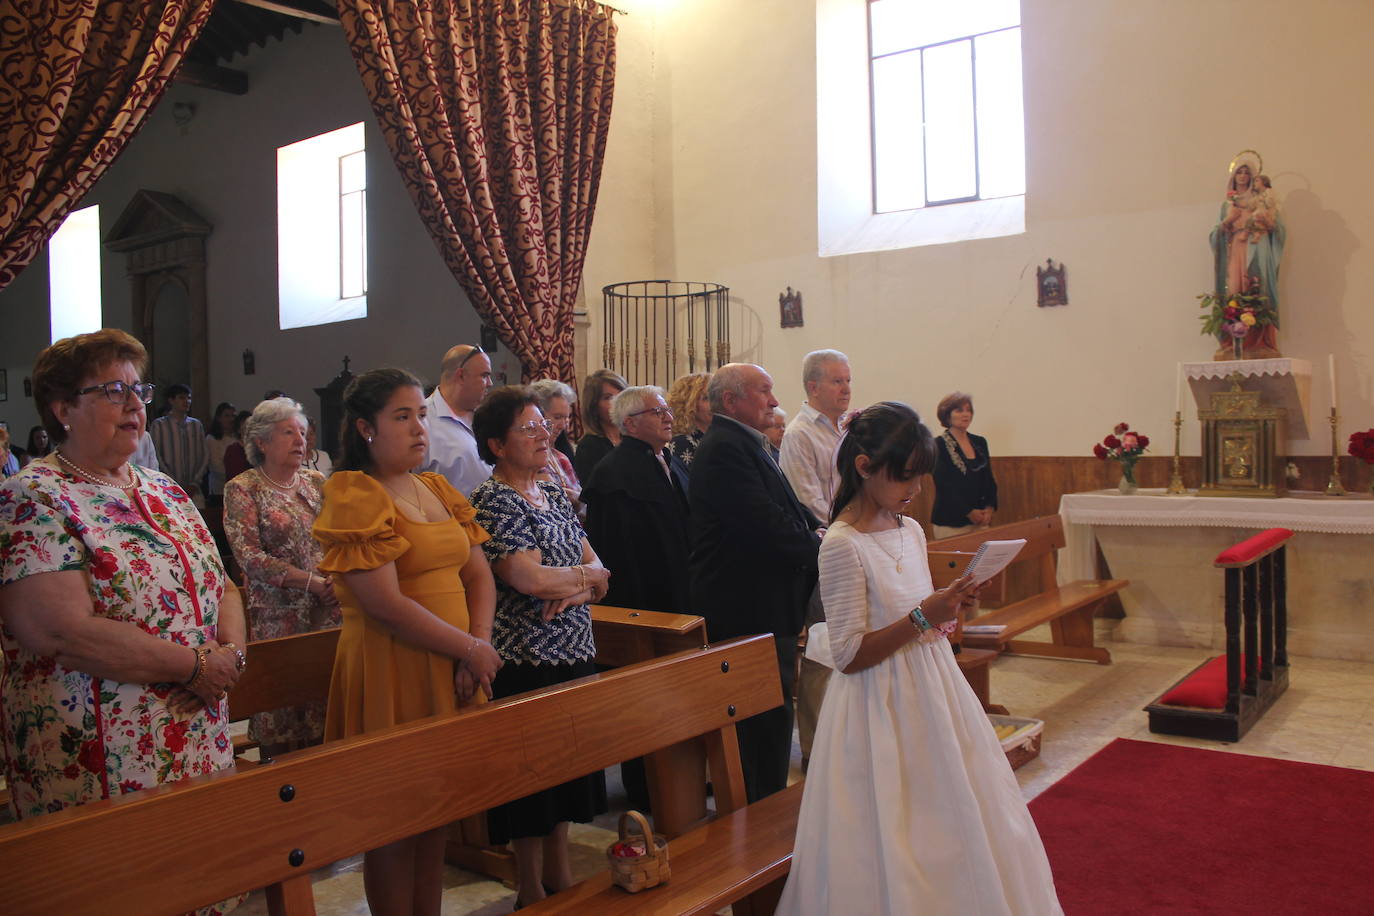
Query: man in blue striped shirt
[[149, 383, 208, 502]]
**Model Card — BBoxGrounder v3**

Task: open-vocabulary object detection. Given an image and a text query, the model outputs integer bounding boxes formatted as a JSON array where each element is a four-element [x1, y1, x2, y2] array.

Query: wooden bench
[[227, 608, 717, 883], [0, 636, 798, 916], [929, 515, 1127, 665]]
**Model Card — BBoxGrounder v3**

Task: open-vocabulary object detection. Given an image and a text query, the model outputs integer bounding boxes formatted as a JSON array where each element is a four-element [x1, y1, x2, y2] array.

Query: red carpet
[[1029, 738, 1374, 915]]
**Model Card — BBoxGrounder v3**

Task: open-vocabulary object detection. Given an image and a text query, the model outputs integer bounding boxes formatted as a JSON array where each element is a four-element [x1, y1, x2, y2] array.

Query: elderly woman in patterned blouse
[[223, 397, 340, 759], [469, 385, 612, 909], [0, 329, 245, 823]]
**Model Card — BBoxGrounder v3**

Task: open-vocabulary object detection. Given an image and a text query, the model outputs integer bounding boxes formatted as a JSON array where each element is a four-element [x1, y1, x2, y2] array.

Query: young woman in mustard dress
[[313, 367, 503, 916]]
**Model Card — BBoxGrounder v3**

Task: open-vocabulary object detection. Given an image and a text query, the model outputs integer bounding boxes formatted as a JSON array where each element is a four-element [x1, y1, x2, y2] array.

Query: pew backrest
[[0, 636, 781, 916]]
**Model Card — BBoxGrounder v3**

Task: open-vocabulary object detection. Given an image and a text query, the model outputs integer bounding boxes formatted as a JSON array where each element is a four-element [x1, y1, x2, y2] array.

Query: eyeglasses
[[457, 345, 486, 369], [515, 419, 555, 438], [629, 406, 674, 420], [74, 380, 157, 405]]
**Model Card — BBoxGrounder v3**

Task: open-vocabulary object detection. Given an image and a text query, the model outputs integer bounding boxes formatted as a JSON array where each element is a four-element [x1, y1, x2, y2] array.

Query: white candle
[[1329, 353, 1339, 414], [1175, 363, 1183, 415]]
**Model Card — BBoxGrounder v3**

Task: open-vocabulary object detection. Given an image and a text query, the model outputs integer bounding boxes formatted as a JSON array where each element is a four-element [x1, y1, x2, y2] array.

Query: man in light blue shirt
[[422, 343, 494, 494]]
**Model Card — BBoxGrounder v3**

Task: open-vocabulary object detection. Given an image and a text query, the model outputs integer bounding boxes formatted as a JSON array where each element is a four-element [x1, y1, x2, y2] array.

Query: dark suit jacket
[[573, 433, 615, 483], [582, 436, 692, 614], [689, 415, 821, 641]]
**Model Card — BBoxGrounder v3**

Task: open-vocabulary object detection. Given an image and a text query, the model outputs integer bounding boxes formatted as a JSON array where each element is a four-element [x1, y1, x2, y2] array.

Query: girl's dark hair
[[232, 410, 252, 438], [208, 401, 237, 439], [830, 401, 936, 524], [338, 367, 424, 472], [473, 385, 540, 464]]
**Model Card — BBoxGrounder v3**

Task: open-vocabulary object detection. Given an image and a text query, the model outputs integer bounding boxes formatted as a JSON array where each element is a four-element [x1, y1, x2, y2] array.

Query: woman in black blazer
[[930, 391, 998, 540]]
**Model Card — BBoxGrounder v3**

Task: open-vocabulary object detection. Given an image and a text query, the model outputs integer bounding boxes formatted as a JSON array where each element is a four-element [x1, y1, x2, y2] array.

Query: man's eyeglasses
[[515, 419, 555, 438], [74, 380, 157, 405], [457, 345, 486, 369], [629, 406, 674, 420]]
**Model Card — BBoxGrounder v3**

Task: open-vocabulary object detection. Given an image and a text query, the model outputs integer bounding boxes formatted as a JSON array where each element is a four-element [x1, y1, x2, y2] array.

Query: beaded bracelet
[[220, 642, 247, 674], [465, 636, 484, 662]]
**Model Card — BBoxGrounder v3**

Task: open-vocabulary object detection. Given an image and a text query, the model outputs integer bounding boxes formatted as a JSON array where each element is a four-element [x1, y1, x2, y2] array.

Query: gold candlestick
[[1166, 411, 1187, 494], [1325, 408, 1346, 496]]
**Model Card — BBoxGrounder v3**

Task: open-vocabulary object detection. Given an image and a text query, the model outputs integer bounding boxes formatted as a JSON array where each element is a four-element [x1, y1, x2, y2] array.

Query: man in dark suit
[[582, 385, 692, 614], [689, 363, 822, 801], [583, 384, 692, 812]]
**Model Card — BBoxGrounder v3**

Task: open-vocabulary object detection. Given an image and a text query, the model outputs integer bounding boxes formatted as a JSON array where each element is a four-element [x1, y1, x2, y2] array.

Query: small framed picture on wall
[[0, 368, 7, 402]]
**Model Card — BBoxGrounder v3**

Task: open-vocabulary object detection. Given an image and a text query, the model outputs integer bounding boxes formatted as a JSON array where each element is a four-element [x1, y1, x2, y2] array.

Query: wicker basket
[[606, 809, 670, 893], [989, 714, 1044, 770]]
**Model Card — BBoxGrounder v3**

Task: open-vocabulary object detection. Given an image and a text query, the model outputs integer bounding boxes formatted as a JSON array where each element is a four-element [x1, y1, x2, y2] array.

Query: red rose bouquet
[[1093, 422, 1150, 489], [1349, 430, 1374, 493]]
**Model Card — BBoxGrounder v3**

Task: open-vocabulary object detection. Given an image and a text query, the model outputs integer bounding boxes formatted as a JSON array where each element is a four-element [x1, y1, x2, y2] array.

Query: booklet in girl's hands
[[962, 539, 1026, 585]]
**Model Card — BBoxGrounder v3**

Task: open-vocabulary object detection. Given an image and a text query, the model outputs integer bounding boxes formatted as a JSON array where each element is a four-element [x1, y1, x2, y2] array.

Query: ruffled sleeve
[[312, 471, 411, 573], [418, 472, 490, 547]]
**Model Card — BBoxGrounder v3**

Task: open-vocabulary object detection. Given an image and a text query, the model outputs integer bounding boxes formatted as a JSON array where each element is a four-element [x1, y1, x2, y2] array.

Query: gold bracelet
[[185, 646, 212, 691], [576, 565, 587, 592]]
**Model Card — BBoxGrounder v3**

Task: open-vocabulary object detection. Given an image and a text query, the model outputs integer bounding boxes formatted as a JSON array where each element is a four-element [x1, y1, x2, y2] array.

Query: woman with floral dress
[[224, 397, 339, 759], [0, 329, 245, 826]]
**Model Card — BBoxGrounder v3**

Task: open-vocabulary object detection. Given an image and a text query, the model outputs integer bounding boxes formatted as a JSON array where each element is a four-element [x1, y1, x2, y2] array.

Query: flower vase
[[1232, 336, 1244, 360], [1118, 463, 1138, 495]]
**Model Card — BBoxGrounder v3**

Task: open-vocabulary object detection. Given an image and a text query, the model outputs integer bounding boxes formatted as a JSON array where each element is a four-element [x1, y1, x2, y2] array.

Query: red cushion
[[1158, 654, 1250, 709], [1214, 528, 1293, 567]]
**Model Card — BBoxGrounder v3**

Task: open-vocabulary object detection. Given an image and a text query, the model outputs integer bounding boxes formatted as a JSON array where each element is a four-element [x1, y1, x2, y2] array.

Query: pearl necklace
[[257, 466, 299, 491], [55, 450, 137, 489]]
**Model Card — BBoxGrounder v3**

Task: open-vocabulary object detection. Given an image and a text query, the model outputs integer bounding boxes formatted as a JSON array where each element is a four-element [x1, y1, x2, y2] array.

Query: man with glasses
[[422, 344, 494, 495], [149, 383, 206, 504], [582, 386, 691, 615]]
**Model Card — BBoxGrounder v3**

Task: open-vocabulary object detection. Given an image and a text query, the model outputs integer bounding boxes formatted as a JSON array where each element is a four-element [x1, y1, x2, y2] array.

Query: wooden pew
[[0, 636, 795, 916], [929, 515, 1127, 665], [928, 550, 1006, 715]]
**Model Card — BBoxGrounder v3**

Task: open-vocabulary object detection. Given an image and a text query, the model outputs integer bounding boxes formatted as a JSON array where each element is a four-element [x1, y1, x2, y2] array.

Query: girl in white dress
[[777, 402, 1062, 915]]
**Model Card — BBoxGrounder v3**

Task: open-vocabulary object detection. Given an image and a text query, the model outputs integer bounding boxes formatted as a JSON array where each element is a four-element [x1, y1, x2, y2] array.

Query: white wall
[[0, 25, 503, 431], [582, 0, 1374, 457]]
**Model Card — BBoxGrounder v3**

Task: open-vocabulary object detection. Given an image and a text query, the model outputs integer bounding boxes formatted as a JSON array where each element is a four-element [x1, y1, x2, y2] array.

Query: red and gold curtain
[[0, 0, 216, 290], [339, 0, 617, 383]]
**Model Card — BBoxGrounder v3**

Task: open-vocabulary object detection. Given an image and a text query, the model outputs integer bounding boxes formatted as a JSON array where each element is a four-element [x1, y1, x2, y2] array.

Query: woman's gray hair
[[610, 385, 665, 432], [528, 378, 576, 411], [243, 397, 307, 467]]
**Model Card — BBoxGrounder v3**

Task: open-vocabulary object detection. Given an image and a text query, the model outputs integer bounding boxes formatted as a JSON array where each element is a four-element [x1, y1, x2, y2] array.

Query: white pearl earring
[[366, 436, 373, 444]]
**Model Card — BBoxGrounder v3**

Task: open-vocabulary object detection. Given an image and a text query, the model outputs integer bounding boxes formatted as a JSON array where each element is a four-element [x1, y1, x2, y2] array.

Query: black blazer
[[582, 436, 692, 614], [573, 433, 615, 483], [931, 431, 999, 528], [688, 416, 821, 641]]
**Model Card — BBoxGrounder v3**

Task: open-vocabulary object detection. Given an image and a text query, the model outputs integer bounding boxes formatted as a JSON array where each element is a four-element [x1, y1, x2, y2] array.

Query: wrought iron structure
[[602, 280, 731, 386]]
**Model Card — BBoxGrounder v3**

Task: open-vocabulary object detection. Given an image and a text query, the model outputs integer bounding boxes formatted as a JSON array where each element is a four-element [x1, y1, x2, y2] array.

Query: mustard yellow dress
[[313, 471, 490, 738]]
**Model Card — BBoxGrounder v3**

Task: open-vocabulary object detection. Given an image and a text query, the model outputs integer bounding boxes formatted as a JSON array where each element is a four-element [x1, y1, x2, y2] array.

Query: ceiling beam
[[174, 60, 249, 95], [231, 0, 340, 26]]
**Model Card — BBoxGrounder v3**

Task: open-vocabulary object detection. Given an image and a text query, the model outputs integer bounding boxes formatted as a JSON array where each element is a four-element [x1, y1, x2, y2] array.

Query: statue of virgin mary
[[1209, 150, 1285, 358]]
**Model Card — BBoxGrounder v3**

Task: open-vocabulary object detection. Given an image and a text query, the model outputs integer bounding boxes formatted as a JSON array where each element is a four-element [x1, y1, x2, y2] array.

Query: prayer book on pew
[[962, 538, 1027, 585]]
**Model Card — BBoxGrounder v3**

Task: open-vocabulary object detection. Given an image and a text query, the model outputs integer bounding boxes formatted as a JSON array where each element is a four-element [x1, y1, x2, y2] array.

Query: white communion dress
[[776, 519, 1062, 915]]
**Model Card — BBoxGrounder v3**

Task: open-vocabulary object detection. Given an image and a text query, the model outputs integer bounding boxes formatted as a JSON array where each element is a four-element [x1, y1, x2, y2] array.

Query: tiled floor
[[233, 632, 1374, 914]]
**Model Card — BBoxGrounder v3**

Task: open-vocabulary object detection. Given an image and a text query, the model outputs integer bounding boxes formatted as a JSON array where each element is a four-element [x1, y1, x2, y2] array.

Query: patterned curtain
[[0, 0, 217, 290], [339, 0, 617, 383]]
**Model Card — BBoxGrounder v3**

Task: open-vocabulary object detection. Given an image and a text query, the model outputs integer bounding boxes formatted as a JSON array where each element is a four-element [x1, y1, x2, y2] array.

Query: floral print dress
[[223, 468, 337, 746], [0, 456, 233, 820]]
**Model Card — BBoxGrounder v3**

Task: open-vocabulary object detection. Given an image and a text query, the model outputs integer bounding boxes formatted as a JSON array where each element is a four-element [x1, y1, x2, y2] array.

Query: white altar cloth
[[1058, 489, 1374, 660]]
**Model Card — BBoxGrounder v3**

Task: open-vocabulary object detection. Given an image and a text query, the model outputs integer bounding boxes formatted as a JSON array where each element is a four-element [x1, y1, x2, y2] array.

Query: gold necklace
[[257, 466, 299, 491], [494, 472, 547, 509], [866, 514, 906, 572], [383, 475, 427, 514], [55, 450, 137, 489]]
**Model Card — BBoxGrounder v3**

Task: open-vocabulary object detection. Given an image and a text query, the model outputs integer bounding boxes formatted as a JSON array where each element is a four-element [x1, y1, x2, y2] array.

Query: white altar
[[1058, 489, 1374, 661]]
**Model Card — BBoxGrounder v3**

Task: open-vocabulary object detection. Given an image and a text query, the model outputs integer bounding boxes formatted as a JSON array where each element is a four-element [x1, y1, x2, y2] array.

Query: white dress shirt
[[421, 387, 492, 495], [778, 401, 841, 523], [131, 431, 160, 470]]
